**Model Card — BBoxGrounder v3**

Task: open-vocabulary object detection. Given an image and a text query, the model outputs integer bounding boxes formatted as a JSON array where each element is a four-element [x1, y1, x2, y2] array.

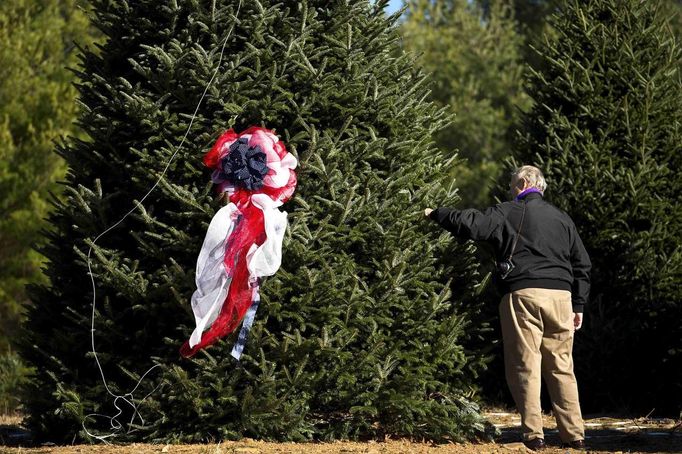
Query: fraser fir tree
[[494, 0, 562, 70], [402, 0, 530, 208], [662, 0, 682, 45], [401, 0, 530, 407], [21, 0, 494, 442], [514, 0, 682, 414]]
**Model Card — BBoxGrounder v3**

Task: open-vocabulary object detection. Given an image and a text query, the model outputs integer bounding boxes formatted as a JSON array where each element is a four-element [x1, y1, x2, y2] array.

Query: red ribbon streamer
[[180, 127, 296, 358]]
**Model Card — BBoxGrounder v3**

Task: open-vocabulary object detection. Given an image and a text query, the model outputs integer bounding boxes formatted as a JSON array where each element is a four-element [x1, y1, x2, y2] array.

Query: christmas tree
[[21, 0, 493, 442], [514, 0, 681, 414], [401, 0, 528, 407]]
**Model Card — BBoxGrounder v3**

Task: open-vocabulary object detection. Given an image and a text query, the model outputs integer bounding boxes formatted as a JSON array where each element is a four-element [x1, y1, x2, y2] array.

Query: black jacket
[[430, 192, 591, 312]]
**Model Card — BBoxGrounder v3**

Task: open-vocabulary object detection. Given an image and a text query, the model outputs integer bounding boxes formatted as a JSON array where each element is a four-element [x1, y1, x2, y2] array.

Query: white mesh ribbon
[[189, 203, 240, 348], [188, 196, 289, 355], [247, 194, 288, 278]]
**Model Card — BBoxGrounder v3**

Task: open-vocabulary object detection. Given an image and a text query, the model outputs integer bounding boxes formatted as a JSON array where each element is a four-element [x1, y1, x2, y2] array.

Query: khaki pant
[[499, 288, 584, 443]]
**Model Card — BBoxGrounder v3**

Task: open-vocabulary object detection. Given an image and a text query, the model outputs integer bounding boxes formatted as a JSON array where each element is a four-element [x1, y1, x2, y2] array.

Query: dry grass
[[1, 410, 680, 454], [0, 440, 570, 454], [0, 415, 20, 427]]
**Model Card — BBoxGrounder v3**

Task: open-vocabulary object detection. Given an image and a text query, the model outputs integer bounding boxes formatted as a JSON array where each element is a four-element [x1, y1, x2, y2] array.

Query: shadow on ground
[[492, 412, 682, 453], [1, 412, 681, 453], [0, 424, 32, 447]]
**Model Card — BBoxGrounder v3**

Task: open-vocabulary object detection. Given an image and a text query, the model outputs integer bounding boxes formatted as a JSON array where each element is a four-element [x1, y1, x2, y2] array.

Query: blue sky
[[386, 0, 403, 15]]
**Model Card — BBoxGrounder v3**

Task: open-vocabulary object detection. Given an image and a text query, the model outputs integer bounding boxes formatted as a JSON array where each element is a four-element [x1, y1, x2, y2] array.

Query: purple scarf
[[515, 187, 543, 201]]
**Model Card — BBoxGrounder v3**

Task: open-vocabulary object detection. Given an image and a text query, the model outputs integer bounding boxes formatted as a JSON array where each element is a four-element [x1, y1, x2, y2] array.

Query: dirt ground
[[1, 410, 680, 454]]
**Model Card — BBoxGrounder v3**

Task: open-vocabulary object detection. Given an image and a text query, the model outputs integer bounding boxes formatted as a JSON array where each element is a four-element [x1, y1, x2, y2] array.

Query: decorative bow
[[180, 127, 297, 359]]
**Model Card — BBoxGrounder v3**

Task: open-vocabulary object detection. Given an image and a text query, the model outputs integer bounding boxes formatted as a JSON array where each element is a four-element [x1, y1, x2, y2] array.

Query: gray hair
[[512, 165, 547, 192]]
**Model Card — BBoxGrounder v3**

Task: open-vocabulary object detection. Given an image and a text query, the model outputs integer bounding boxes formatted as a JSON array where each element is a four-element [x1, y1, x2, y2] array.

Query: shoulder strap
[[506, 201, 527, 261]]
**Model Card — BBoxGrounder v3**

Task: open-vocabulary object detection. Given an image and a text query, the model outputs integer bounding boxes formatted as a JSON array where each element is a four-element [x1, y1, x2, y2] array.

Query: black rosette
[[217, 138, 269, 190]]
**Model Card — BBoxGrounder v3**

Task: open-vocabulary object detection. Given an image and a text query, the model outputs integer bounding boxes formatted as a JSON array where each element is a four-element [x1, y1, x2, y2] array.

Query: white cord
[[83, 1, 243, 442]]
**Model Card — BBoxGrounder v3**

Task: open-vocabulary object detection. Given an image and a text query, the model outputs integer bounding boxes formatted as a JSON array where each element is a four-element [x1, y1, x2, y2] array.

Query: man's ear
[[515, 178, 527, 190]]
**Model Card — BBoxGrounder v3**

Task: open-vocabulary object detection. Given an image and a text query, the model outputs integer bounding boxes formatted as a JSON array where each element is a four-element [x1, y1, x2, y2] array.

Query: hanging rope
[[82, 1, 243, 442]]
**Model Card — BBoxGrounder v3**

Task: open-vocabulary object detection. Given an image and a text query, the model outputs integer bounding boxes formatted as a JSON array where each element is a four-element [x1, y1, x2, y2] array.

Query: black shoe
[[561, 439, 586, 450], [523, 438, 546, 451]]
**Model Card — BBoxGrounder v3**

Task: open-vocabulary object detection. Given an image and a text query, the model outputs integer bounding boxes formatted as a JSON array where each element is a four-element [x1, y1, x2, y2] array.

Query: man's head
[[510, 165, 546, 199]]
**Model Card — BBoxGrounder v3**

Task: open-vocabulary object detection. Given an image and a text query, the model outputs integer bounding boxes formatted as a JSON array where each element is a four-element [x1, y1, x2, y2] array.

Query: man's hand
[[424, 208, 433, 217], [573, 312, 583, 331]]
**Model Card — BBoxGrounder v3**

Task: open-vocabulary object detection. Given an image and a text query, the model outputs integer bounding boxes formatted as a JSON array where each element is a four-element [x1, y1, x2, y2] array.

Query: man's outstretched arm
[[425, 206, 504, 242]]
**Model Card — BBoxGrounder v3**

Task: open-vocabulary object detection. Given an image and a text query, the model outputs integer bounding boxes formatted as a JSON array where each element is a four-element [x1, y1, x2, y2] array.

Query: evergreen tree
[[484, 1, 681, 70], [662, 0, 682, 44], [514, 0, 682, 414], [21, 0, 494, 442], [474, 0, 561, 75], [402, 0, 530, 208], [0, 0, 95, 413], [401, 0, 530, 408]]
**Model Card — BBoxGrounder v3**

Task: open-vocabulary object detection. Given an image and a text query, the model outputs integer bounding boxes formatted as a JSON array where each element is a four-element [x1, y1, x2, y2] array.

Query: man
[[425, 165, 590, 451]]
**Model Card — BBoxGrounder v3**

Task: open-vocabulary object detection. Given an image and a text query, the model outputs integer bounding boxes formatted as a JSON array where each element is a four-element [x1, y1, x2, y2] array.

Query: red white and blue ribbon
[[180, 127, 297, 359]]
